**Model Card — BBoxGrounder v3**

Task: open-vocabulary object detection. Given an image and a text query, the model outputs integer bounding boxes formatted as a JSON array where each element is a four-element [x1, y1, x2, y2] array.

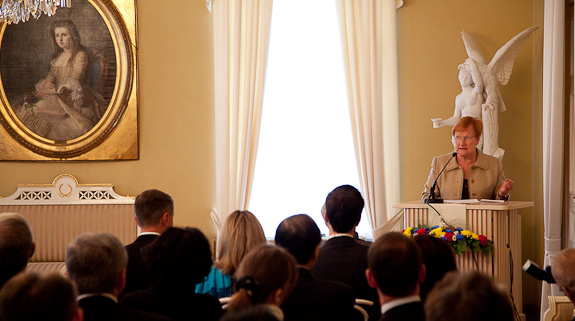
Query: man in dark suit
[[123, 189, 174, 296], [311, 185, 377, 305], [275, 214, 357, 321], [365, 232, 426, 321], [66, 232, 168, 321]]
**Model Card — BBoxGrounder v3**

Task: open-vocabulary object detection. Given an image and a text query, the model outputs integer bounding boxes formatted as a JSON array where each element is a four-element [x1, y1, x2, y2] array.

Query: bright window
[[249, 0, 370, 238]]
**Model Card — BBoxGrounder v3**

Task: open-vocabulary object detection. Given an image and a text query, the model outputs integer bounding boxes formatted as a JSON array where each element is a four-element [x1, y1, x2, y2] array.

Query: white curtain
[[335, 0, 400, 238], [212, 0, 273, 230], [541, 0, 566, 317]]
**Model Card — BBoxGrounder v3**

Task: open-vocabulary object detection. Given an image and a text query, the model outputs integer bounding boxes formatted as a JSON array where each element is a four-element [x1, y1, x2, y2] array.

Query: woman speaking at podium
[[422, 117, 514, 202]]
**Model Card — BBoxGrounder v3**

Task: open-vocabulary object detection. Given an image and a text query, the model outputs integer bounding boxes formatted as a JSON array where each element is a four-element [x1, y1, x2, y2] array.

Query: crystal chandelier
[[0, 0, 71, 25]]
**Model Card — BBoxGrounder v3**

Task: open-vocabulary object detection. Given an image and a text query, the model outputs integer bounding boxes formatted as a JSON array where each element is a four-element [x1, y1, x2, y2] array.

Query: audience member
[[413, 234, 457, 302], [120, 227, 223, 321], [425, 271, 514, 321], [123, 189, 174, 296], [66, 232, 168, 321], [366, 232, 425, 321], [220, 304, 282, 321], [0, 213, 35, 289], [552, 248, 575, 306], [0, 272, 82, 321], [225, 244, 298, 320], [275, 214, 357, 321], [311, 185, 378, 305], [196, 210, 266, 298]]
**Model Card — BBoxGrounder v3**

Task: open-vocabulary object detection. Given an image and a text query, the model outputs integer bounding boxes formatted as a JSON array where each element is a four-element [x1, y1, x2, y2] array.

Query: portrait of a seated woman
[[15, 19, 108, 141]]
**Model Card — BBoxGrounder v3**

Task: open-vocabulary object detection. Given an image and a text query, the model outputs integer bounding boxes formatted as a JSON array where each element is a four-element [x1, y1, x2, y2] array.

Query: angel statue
[[431, 26, 538, 160]]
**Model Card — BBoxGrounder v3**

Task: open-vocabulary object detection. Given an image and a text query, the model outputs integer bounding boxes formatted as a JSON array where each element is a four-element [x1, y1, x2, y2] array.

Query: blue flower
[[456, 234, 465, 241], [445, 228, 453, 233], [455, 227, 463, 232]]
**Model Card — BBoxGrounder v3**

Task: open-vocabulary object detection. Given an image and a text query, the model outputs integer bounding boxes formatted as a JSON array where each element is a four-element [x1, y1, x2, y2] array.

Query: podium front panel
[[397, 201, 531, 317]]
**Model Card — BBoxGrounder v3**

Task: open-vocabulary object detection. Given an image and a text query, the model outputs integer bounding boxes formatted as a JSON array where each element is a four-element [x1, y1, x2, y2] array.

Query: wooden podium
[[393, 201, 533, 317]]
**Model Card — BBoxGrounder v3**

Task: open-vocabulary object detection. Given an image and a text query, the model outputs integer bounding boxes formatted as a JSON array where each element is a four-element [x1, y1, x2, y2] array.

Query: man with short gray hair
[[0, 213, 35, 289], [66, 233, 167, 321]]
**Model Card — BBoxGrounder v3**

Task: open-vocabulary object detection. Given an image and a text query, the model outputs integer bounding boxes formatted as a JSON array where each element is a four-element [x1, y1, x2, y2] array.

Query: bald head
[[552, 248, 575, 292], [0, 213, 35, 288]]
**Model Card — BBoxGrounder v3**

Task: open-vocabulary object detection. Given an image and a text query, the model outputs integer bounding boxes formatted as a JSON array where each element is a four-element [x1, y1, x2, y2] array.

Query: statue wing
[[461, 30, 487, 64], [488, 26, 539, 85]]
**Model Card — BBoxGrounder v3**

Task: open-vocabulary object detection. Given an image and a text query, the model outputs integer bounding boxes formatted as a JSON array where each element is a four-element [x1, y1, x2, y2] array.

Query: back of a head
[[220, 304, 281, 321], [552, 248, 575, 292], [275, 214, 321, 265], [413, 234, 457, 301], [228, 244, 298, 311], [425, 271, 513, 321], [325, 185, 364, 233], [144, 226, 212, 284], [367, 232, 422, 297], [134, 189, 174, 228], [217, 210, 266, 275], [0, 272, 78, 321], [0, 213, 34, 288], [65, 232, 127, 294]]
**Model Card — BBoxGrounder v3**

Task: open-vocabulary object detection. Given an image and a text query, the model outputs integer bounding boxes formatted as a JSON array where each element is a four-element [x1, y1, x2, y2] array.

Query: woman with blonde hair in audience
[[224, 244, 298, 320], [195, 210, 266, 298]]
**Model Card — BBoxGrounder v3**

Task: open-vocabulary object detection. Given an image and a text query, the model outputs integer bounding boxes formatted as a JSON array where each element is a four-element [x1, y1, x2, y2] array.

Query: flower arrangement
[[403, 225, 493, 256]]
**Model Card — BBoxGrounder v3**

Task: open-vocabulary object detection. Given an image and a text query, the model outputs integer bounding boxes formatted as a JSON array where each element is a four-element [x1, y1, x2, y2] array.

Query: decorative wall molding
[[0, 174, 134, 205]]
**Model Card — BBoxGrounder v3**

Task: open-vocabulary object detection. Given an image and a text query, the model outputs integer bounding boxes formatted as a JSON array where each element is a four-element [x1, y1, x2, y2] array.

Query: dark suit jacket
[[379, 301, 424, 321], [282, 268, 357, 321], [79, 295, 169, 321], [123, 234, 159, 297], [120, 278, 223, 321], [311, 236, 377, 303]]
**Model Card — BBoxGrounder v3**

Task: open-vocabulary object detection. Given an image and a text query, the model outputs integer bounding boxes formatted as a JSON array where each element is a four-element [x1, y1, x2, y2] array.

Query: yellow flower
[[430, 227, 443, 236], [403, 228, 413, 237], [461, 230, 471, 237], [471, 233, 479, 240]]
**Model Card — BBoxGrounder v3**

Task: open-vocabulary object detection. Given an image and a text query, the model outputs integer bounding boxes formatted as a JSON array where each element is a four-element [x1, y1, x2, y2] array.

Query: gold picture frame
[[0, 0, 138, 161]]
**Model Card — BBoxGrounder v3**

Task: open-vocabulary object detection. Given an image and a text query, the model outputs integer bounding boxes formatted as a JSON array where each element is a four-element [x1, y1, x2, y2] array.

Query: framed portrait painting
[[0, 0, 138, 160]]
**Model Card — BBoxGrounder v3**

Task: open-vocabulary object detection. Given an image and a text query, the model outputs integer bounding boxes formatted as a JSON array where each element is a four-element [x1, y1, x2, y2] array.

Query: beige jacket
[[422, 149, 505, 202]]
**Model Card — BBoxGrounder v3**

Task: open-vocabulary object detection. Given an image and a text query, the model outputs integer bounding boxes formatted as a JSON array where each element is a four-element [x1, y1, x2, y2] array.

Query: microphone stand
[[424, 153, 457, 204]]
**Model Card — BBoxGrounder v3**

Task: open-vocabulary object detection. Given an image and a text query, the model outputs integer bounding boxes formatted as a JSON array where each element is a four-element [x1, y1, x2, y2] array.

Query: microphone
[[425, 152, 457, 204]]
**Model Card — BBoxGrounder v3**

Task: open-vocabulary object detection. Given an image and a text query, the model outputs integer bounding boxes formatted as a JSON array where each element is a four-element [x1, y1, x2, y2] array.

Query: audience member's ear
[[115, 268, 127, 296], [418, 264, 426, 284], [29, 242, 36, 258], [134, 215, 142, 228], [310, 245, 320, 263], [563, 287, 575, 302], [267, 288, 285, 306], [73, 306, 84, 321], [161, 212, 173, 227], [365, 269, 378, 289]]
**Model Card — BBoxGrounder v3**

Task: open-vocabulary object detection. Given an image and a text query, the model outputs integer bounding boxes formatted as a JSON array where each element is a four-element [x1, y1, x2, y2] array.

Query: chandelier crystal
[[0, 0, 71, 25]]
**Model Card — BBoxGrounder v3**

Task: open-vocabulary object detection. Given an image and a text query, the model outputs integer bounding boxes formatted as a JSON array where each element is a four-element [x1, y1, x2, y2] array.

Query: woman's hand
[[35, 80, 57, 98], [498, 179, 514, 198]]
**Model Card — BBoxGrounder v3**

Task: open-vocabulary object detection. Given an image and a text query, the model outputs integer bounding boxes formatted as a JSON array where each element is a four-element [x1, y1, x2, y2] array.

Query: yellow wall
[[0, 0, 546, 317], [397, 0, 543, 316]]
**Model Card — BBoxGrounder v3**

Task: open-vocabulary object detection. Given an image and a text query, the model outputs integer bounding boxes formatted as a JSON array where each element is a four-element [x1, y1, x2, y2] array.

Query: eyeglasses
[[454, 136, 475, 142]]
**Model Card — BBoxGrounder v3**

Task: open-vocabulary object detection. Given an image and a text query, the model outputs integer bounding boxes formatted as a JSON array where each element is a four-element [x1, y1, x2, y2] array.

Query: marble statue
[[432, 26, 538, 160]]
